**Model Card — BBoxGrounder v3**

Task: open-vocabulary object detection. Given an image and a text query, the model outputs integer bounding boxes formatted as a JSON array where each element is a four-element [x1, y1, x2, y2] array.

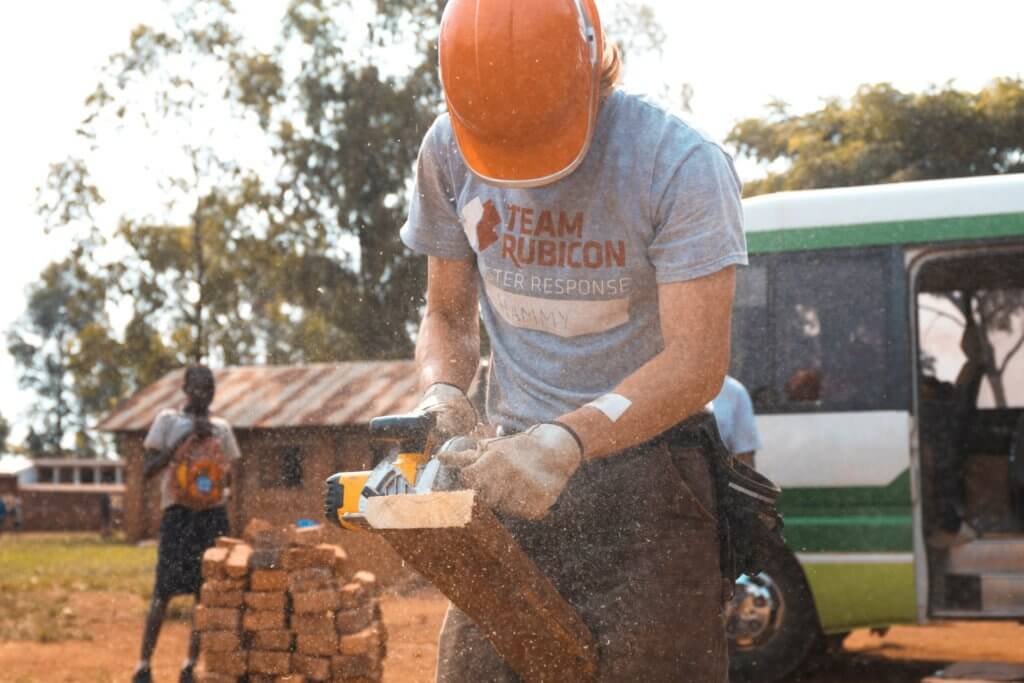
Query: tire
[[727, 541, 823, 683]]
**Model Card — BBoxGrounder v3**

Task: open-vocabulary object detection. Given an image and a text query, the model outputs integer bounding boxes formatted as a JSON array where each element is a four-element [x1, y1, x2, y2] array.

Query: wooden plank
[[365, 490, 598, 683]]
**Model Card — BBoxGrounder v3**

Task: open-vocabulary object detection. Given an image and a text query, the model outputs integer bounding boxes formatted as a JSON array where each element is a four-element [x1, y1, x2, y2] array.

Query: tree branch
[[919, 304, 965, 327], [997, 331, 1024, 375]]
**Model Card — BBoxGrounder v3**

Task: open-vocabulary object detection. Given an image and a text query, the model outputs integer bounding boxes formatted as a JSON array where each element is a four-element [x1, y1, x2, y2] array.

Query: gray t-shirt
[[144, 409, 242, 510], [401, 90, 747, 430], [712, 376, 762, 455]]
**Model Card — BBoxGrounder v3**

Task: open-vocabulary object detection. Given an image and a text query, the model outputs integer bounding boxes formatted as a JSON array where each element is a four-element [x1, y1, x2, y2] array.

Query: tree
[[731, 79, 1024, 407], [7, 253, 110, 455], [728, 79, 1024, 197], [0, 412, 10, 453]]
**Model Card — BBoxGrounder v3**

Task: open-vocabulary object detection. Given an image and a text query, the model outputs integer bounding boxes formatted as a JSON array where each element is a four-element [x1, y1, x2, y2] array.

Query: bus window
[[772, 251, 888, 410], [918, 288, 1024, 409], [976, 289, 1024, 409]]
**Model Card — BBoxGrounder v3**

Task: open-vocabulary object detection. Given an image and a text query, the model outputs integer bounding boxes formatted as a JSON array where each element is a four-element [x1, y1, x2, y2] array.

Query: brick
[[283, 545, 335, 571], [203, 577, 247, 592], [204, 650, 247, 676], [338, 624, 381, 657], [251, 569, 289, 592], [334, 602, 375, 634], [245, 590, 287, 611], [243, 517, 274, 542], [291, 589, 341, 614], [201, 547, 229, 580], [295, 632, 337, 657], [195, 673, 237, 683], [290, 524, 324, 546], [288, 568, 335, 594], [275, 676, 307, 683], [291, 610, 334, 634], [201, 629, 242, 653], [330, 654, 377, 679], [194, 606, 240, 631], [349, 570, 378, 597], [200, 585, 244, 608], [243, 609, 287, 631], [249, 650, 292, 675], [244, 518, 291, 548], [249, 629, 293, 652], [331, 545, 349, 579], [292, 654, 331, 681], [215, 536, 244, 549], [338, 582, 367, 609], [252, 546, 284, 569], [225, 543, 253, 578]]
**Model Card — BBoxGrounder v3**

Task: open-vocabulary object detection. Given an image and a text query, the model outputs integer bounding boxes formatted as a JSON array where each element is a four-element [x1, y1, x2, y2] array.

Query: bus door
[[911, 243, 1024, 618]]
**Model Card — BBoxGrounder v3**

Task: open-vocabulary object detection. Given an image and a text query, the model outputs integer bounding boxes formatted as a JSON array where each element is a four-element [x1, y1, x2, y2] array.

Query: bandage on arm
[[560, 267, 736, 461], [584, 394, 632, 422]]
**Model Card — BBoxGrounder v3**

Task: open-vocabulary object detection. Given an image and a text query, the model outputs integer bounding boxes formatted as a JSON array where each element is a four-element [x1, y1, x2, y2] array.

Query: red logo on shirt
[[477, 200, 501, 251]]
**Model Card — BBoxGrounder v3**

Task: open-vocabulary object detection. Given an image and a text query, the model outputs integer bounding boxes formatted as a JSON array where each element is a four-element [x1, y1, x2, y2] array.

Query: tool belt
[[655, 410, 785, 583]]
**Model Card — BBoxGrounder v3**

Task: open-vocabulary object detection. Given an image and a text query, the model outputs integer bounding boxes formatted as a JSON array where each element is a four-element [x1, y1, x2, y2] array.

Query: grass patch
[[0, 533, 193, 642], [0, 533, 156, 596]]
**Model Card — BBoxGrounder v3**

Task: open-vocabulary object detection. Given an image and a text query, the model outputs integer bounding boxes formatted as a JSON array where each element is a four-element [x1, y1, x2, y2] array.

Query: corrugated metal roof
[[97, 362, 423, 433]]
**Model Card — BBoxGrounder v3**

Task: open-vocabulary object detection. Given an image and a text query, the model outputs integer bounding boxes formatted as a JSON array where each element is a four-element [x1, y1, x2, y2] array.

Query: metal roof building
[[98, 361, 422, 434]]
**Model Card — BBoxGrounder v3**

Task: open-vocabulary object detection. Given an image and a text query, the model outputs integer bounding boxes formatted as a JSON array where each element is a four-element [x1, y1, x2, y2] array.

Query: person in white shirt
[[713, 375, 763, 468]]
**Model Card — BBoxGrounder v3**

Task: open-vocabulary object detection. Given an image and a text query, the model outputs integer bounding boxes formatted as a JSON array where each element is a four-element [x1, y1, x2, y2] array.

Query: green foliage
[[7, 254, 110, 455], [12, 0, 663, 452], [0, 413, 9, 452], [728, 79, 1024, 196]]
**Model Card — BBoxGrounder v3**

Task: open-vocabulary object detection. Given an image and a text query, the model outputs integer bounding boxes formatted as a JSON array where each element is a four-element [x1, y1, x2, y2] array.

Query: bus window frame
[[733, 245, 908, 415]]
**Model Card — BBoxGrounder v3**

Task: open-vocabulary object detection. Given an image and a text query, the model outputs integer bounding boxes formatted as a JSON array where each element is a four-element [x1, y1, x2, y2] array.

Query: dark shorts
[[154, 505, 229, 599], [436, 417, 728, 682]]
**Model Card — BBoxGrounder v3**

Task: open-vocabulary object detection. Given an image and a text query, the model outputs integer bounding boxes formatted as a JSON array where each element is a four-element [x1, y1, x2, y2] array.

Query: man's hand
[[438, 423, 582, 520], [416, 383, 477, 438]]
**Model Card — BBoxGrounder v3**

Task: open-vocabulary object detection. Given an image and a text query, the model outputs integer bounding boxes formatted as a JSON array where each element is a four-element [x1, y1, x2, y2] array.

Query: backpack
[[169, 419, 229, 510], [661, 412, 785, 582]]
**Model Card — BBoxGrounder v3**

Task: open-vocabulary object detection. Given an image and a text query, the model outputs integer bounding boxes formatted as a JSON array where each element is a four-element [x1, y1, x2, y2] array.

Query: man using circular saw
[[403, 0, 746, 679]]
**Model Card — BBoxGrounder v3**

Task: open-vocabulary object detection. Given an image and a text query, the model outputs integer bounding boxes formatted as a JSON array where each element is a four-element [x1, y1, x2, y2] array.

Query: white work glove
[[416, 383, 477, 438], [437, 423, 583, 520]]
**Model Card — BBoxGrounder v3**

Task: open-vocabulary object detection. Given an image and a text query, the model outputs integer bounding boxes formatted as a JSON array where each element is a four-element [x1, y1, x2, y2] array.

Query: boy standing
[[133, 365, 241, 683]]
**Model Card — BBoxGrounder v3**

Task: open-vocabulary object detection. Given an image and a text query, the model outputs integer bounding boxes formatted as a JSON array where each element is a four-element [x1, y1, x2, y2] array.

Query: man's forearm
[[559, 344, 726, 461], [415, 308, 480, 393]]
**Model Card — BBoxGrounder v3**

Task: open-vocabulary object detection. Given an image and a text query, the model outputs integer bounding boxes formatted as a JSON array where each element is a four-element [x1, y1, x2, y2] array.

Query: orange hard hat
[[439, 0, 604, 188]]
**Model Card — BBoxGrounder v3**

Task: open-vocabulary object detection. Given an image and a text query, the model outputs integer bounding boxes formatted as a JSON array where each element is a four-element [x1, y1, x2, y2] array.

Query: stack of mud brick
[[195, 519, 387, 683]]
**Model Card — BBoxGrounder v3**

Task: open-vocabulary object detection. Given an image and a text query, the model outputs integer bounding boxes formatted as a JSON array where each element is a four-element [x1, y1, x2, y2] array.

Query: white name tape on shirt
[[484, 282, 630, 338], [585, 393, 633, 422], [461, 197, 484, 252]]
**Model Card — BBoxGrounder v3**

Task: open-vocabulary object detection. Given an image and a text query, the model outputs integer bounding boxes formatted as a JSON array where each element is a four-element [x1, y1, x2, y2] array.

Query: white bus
[[726, 173, 1024, 681]]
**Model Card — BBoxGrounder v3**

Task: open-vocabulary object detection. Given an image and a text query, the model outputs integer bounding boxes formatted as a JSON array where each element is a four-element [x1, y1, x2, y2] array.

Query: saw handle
[[369, 412, 436, 455]]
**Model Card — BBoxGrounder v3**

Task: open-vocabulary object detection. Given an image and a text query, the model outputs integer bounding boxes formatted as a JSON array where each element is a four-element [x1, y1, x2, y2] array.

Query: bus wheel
[[726, 547, 822, 683]]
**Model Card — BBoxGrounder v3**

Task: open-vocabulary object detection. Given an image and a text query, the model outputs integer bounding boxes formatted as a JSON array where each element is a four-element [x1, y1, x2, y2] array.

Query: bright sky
[[0, 0, 1021, 443]]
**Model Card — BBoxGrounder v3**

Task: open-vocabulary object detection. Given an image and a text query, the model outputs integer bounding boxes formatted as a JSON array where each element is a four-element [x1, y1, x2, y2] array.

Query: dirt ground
[[0, 587, 1022, 682]]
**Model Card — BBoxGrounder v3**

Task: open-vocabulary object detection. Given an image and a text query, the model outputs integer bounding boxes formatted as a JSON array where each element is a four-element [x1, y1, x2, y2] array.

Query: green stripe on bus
[[779, 470, 912, 513], [784, 515, 913, 552], [778, 471, 913, 552], [747, 212, 1024, 253], [802, 562, 917, 632]]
